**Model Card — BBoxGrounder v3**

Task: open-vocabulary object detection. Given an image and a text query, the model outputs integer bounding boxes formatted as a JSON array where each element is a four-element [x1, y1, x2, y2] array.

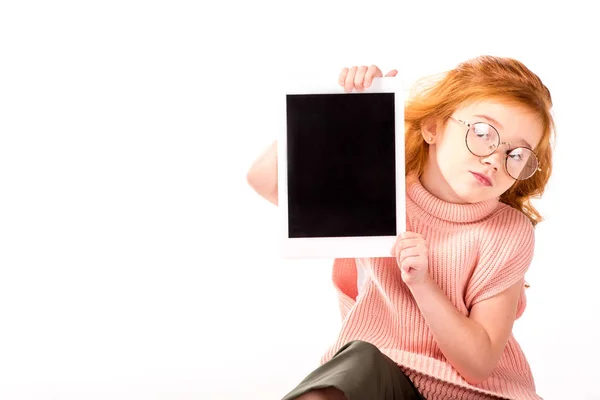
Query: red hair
[[404, 56, 555, 226]]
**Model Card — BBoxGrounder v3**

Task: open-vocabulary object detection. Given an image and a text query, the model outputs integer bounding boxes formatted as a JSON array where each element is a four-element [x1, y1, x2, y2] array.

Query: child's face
[[428, 100, 544, 204]]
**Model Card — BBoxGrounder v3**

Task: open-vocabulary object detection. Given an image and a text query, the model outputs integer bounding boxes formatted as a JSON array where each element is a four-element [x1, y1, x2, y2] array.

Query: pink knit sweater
[[321, 174, 540, 400]]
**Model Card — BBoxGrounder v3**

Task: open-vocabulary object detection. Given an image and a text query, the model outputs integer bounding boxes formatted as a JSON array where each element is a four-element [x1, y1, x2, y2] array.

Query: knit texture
[[320, 174, 539, 400]]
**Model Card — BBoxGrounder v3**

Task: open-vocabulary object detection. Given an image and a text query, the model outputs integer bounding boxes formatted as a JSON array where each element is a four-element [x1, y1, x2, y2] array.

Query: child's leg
[[281, 340, 424, 400]]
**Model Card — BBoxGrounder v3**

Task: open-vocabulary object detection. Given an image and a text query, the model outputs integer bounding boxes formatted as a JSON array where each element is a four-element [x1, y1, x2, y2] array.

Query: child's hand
[[338, 65, 398, 92], [391, 232, 430, 286]]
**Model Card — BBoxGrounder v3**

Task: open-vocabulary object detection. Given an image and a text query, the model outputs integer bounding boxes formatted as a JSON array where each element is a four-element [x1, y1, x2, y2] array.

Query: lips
[[471, 172, 492, 186]]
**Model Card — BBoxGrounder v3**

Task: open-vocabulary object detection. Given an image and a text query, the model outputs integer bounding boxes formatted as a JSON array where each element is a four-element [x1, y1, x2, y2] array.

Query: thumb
[[385, 69, 398, 77]]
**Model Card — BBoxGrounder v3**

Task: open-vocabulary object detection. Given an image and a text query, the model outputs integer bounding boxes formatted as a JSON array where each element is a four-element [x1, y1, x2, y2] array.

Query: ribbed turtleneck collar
[[405, 173, 500, 224]]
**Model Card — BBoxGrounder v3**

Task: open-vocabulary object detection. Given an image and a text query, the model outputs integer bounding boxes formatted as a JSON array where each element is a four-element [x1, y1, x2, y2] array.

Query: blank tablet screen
[[285, 92, 397, 239]]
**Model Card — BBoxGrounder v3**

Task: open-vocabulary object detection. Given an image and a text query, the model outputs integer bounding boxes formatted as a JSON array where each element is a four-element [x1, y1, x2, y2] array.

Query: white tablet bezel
[[279, 77, 405, 259]]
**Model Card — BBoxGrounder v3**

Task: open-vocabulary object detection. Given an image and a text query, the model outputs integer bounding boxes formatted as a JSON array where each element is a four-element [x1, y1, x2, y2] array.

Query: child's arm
[[408, 275, 522, 385], [246, 140, 278, 205]]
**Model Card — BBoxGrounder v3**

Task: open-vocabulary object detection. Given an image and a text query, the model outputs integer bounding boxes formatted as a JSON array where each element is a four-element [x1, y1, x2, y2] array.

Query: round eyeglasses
[[449, 117, 541, 180]]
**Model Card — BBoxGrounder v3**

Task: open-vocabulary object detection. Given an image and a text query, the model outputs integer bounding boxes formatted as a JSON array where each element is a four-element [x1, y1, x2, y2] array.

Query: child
[[246, 56, 554, 400]]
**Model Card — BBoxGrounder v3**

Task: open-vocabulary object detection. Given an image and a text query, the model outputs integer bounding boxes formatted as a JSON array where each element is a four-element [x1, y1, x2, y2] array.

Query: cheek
[[495, 175, 516, 194], [436, 139, 470, 170]]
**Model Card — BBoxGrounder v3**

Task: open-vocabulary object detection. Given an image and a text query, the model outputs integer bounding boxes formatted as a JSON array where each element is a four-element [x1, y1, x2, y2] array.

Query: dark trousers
[[281, 340, 426, 400]]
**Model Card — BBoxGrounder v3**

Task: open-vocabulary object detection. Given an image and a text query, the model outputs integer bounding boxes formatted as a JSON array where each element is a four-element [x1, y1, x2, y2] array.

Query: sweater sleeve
[[465, 210, 535, 318], [331, 258, 358, 321]]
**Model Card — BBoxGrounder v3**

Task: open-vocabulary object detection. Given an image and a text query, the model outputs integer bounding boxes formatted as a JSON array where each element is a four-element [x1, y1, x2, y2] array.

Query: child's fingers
[[354, 66, 369, 91], [401, 260, 415, 273], [398, 247, 423, 265], [392, 241, 400, 258], [401, 255, 420, 273], [340, 65, 395, 91], [399, 231, 421, 239], [338, 68, 349, 87], [396, 238, 421, 249], [364, 65, 382, 88], [344, 66, 358, 92], [391, 234, 420, 256]]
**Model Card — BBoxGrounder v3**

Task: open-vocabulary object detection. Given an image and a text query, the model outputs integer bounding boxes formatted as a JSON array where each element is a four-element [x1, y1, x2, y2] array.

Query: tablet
[[279, 77, 405, 259]]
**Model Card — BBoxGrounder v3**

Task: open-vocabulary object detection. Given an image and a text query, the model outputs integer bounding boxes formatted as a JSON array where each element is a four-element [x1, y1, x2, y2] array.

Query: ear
[[421, 118, 440, 144]]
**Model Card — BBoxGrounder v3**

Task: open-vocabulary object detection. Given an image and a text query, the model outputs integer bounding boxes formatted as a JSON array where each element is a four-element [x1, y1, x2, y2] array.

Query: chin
[[448, 181, 495, 204]]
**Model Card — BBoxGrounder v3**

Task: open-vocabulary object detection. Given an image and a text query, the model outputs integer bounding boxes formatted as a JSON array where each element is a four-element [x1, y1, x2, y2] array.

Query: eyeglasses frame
[[449, 116, 542, 180]]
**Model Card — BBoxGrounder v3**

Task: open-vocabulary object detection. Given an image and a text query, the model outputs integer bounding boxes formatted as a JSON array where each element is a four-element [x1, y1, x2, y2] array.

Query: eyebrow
[[473, 114, 533, 149]]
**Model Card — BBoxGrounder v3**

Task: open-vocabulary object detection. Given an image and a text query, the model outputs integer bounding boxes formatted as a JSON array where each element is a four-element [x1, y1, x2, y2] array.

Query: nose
[[479, 154, 501, 171], [479, 142, 510, 171]]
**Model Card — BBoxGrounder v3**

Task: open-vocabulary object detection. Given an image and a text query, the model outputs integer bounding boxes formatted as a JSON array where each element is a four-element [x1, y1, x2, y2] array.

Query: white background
[[1, 1, 598, 399]]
